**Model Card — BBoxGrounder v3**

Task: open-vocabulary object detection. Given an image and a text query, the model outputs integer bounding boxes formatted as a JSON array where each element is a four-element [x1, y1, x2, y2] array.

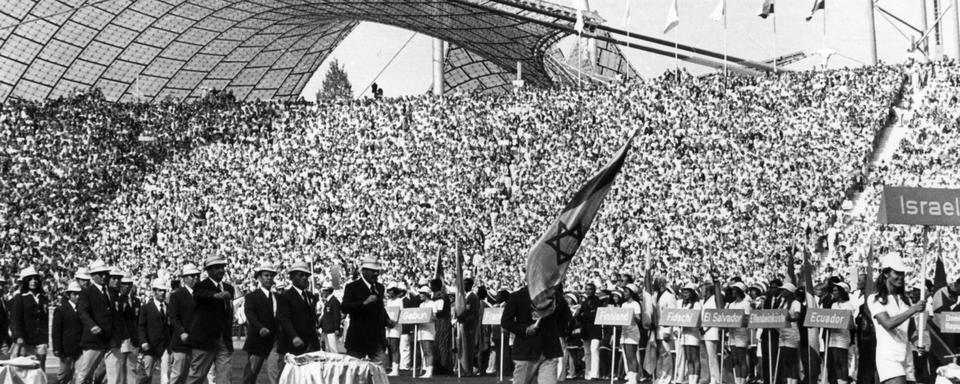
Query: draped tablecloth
[[278, 351, 388, 384], [0, 356, 46, 384]]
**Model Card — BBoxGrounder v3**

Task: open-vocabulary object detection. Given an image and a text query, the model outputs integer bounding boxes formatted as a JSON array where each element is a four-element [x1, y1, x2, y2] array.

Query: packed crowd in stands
[[0, 60, 957, 302]]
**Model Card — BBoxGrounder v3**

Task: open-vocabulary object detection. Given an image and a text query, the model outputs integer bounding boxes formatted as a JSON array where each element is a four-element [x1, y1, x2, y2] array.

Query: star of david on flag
[[525, 136, 633, 319]]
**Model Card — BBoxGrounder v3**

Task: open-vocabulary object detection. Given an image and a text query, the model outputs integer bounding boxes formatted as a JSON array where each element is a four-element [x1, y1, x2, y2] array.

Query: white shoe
[[389, 363, 399, 376], [422, 367, 433, 378]]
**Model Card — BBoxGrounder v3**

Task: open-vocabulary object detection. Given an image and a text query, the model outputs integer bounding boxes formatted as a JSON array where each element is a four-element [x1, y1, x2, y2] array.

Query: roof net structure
[[0, 0, 635, 102]]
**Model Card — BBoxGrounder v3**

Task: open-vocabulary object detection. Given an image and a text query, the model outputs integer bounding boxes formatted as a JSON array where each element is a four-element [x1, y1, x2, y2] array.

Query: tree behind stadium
[[317, 59, 353, 101]]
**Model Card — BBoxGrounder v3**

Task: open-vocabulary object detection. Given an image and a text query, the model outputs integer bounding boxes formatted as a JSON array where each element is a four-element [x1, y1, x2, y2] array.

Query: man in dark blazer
[[0, 279, 11, 359], [242, 262, 280, 384], [276, 261, 321, 377], [186, 256, 235, 384], [169, 263, 200, 384], [138, 279, 170, 384], [118, 272, 141, 384], [457, 277, 483, 376], [53, 281, 84, 384], [74, 260, 118, 384], [501, 285, 572, 384], [319, 282, 342, 353], [342, 256, 394, 364]]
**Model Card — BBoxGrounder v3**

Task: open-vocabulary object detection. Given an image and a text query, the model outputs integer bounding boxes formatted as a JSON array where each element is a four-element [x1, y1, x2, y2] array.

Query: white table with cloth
[[278, 351, 389, 384]]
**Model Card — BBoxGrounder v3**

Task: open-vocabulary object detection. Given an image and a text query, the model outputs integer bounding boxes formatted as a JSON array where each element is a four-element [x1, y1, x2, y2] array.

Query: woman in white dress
[[620, 284, 644, 384], [679, 282, 702, 384], [726, 282, 752, 384], [868, 254, 925, 384], [417, 286, 443, 378], [826, 281, 856, 384]]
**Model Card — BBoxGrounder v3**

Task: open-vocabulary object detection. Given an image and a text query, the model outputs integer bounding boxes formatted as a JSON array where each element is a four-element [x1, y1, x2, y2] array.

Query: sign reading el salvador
[[878, 186, 960, 226], [659, 309, 701, 327], [936, 312, 960, 333], [398, 308, 434, 324], [594, 307, 634, 326], [482, 308, 504, 325], [701, 309, 746, 328], [803, 308, 851, 329], [748, 309, 789, 329]]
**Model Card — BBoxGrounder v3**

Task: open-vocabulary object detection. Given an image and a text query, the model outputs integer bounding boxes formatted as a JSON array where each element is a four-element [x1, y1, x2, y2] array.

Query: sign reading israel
[[398, 308, 434, 324], [595, 307, 635, 326], [660, 309, 701, 327], [482, 308, 504, 325], [701, 309, 746, 328], [936, 312, 960, 333], [748, 309, 789, 329], [803, 308, 852, 329], [879, 186, 960, 226]]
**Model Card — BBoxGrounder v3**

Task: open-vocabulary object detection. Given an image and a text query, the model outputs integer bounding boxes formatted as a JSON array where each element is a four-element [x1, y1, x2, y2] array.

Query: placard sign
[[803, 309, 852, 329], [594, 307, 634, 326], [748, 309, 789, 329], [386, 306, 401, 322], [398, 308, 434, 324], [936, 312, 960, 333], [878, 186, 960, 226], [701, 309, 746, 328], [482, 308, 504, 325], [659, 309, 701, 327]]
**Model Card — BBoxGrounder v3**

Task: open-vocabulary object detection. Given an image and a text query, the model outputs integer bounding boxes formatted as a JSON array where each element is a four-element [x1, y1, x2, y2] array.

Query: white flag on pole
[[664, 0, 680, 33], [575, 9, 585, 34], [623, 0, 631, 27], [710, 0, 726, 23]]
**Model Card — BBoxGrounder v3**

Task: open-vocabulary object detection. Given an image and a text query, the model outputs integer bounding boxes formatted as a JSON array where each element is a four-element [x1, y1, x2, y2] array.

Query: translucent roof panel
[[0, 0, 633, 102]]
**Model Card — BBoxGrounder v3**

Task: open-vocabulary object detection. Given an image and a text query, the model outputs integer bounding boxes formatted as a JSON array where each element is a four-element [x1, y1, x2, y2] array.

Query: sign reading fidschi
[[878, 186, 960, 226], [660, 309, 701, 327]]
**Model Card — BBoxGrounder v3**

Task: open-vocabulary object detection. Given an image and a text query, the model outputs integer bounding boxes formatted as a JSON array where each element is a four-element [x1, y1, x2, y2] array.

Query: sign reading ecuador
[[879, 186, 960, 226], [803, 309, 851, 330]]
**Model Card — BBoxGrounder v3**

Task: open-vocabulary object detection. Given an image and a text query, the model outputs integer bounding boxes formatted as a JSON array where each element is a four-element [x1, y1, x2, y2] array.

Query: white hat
[[121, 272, 134, 284], [180, 263, 201, 277], [625, 283, 640, 294], [880, 253, 911, 273], [780, 282, 797, 293], [89, 260, 111, 274], [386, 282, 398, 291], [203, 256, 227, 269], [19, 267, 39, 281], [151, 279, 169, 291], [76, 268, 91, 281], [682, 282, 698, 292], [835, 281, 851, 293], [66, 281, 82, 293], [254, 262, 278, 275], [731, 282, 747, 293], [359, 255, 381, 271], [287, 261, 311, 275], [418, 286, 431, 295], [320, 281, 334, 290], [109, 267, 124, 277]]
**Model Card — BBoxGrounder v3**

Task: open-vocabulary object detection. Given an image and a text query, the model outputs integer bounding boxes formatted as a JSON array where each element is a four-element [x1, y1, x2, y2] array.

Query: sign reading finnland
[[748, 309, 789, 329], [660, 309, 701, 327], [482, 308, 504, 325], [803, 308, 852, 329], [936, 312, 960, 333], [878, 186, 960, 226], [701, 309, 746, 328], [595, 307, 635, 326], [399, 308, 434, 324]]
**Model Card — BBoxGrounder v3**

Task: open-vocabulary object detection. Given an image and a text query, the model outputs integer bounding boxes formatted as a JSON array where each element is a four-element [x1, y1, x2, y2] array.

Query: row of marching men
[[8, 255, 344, 384]]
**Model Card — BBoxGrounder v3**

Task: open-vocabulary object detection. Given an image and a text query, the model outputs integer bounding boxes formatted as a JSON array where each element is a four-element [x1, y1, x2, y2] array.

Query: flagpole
[[823, 1, 828, 69], [723, 11, 728, 78], [578, 30, 583, 90], [773, 10, 778, 73]]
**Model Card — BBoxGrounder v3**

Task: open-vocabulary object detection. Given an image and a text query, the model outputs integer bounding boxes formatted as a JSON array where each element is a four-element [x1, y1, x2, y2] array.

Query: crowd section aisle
[[2, 62, 956, 296]]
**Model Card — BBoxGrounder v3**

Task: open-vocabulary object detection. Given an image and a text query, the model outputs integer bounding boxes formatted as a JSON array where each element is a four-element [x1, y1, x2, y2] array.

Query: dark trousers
[[57, 355, 78, 384], [242, 353, 268, 384]]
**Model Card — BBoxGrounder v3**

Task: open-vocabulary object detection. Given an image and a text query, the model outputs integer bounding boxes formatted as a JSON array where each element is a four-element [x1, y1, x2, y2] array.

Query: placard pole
[[499, 332, 505, 382], [767, 333, 773, 384], [720, 330, 725, 384], [919, 226, 930, 349], [610, 327, 618, 384], [820, 330, 830, 384], [413, 325, 419, 378], [773, 346, 781, 384]]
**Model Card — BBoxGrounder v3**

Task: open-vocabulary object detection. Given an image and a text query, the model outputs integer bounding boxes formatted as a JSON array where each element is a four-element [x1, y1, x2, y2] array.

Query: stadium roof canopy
[[0, 0, 636, 102]]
